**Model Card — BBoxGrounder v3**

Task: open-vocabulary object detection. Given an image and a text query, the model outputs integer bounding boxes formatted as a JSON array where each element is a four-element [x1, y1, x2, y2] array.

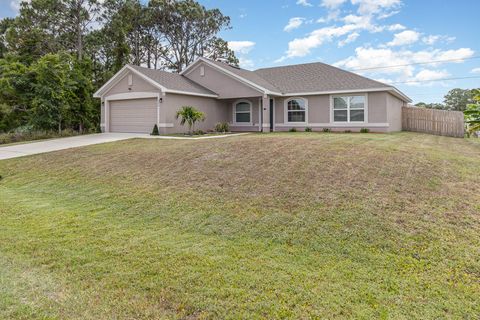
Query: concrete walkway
[[0, 132, 249, 160]]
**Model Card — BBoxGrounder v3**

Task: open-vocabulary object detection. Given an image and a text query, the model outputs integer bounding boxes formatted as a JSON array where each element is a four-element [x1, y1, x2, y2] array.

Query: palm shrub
[[175, 106, 205, 135]]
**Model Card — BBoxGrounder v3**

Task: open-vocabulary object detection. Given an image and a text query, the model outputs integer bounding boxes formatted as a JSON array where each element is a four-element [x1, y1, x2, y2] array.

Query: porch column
[[262, 94, 270, 132]]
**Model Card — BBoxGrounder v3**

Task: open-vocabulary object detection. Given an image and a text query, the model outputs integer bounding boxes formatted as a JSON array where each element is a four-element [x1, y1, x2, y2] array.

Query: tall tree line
[[0, 0, 238, 133]]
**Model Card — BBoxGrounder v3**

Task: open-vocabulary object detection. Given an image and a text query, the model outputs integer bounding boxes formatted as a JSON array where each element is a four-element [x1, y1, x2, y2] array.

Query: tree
[[464, 89, 480, 135], [30, 53, 73, 132], [152, 0, 237, 72], [0, 56, 33, 130], [175, 106, 205, 135], [414, 102, 445, 109], [443, 88, 475, 111]]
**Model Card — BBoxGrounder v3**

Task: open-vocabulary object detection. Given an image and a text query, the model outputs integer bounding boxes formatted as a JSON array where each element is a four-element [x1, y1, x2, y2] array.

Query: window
[[200, 66, 205, 77], [333, 95, 365, 122], [233, 100, 252, 125], [285, 98, 307, 123], [127, 74, 133, 86]]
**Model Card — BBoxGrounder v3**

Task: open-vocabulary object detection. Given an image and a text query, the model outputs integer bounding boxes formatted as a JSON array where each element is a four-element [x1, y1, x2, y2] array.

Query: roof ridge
[[254, 61, 390, 88]]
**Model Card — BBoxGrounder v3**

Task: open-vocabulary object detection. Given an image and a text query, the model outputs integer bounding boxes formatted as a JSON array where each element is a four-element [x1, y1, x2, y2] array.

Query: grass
[[0, 132, 479, 319]]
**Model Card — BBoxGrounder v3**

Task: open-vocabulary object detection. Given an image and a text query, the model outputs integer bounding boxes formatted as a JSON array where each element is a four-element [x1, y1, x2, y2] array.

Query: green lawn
[[0, 132, 479, 319]]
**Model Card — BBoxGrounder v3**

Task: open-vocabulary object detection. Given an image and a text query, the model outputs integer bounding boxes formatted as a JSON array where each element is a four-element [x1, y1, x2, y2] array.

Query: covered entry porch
[[220, 95, 276, 132]]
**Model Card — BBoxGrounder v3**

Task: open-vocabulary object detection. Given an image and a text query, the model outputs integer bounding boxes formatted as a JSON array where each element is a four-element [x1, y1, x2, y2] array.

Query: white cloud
[[387, 24, 406, 31], [334, 46, 474, 86], [387, 30, 420, 46], [471, 67, 480, 74], [422, 35, 456, 45], [296, 0, 313, 7], [284, 17, 305, 32], [338, 32, 359, 47], [228, 41, 256, 54], [283, 24, 360, 58], [238, 58, 255, 69], [411, 69, 449, 82], [10, 0, 29, 13], [321, 0, 347, 9], [351, 0, 402, 16]]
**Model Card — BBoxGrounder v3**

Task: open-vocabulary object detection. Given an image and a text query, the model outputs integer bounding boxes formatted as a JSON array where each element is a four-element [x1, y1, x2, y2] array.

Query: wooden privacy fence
[[402, 107, 464, 138]]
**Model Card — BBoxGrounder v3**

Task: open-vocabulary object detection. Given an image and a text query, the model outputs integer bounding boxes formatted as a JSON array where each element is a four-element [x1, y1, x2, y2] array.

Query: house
[[93, 57, 411, 134]]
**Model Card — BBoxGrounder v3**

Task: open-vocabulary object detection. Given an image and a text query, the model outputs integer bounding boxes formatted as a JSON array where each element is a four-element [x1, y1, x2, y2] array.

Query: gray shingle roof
[[254, 62, 390, 94], [128, 64, 217, 96], [206, 59, 281, 93]]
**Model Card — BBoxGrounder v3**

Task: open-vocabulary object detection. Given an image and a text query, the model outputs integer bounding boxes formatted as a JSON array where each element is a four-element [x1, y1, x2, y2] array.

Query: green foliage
[[305, 127, 312, 132], [215, 121, 229, 133], [288, 127, 297, 132], [0, 129, 79, 145], [151, 124, 159, 136], [193, 129, 205, 135], [414, 102, 445, 109], [360, 128, 370, 133], [444, 88, 475, 111], [0, 0, 236, 135], [322, 128, 331, 132], [344, 130, 352, 133], [175, 106, 205, 135], [464, 89, 480, 134]]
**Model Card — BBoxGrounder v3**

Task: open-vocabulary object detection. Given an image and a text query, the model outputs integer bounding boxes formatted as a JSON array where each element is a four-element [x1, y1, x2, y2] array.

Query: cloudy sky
[[2, 0, 479, 103]]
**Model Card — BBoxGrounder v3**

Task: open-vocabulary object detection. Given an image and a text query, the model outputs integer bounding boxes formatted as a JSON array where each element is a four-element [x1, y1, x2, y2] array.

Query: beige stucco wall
[[162, 93, 227, 134], [224, 97, 262, 132], [184, 63, 263, 99], [368, 92, 388, 123], [386, 93, 404, 132], [104, 72, 159, 96], [101, 72, 161, 131], [271, 91, 400, 132], [274, 95, 330, 124]]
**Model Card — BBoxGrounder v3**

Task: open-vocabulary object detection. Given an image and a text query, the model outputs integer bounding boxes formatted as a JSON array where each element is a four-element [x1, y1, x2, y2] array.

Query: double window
[[333, 95, 366, 122], [285, 98, 307, 123], [233, 100, 252, 125]]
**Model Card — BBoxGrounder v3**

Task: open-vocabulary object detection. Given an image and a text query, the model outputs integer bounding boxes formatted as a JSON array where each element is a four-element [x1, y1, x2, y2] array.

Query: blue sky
[[2, 0, 479, 103]]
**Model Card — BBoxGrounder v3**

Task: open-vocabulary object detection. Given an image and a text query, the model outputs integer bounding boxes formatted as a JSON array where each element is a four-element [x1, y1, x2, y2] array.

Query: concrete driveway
[[0, 133, 145, 160]]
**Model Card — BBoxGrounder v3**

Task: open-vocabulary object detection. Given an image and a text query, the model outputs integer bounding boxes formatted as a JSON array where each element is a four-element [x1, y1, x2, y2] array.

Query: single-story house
[[93, 57, 411, 134]]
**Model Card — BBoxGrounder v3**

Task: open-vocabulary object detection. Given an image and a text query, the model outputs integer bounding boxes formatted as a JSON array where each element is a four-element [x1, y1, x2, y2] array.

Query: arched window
[[285, 98, 307, 123], [233, 100, 252, 125]]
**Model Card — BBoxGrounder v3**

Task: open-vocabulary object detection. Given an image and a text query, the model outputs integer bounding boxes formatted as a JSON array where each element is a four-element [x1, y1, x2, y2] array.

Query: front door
[[269, 99, 274, 131]]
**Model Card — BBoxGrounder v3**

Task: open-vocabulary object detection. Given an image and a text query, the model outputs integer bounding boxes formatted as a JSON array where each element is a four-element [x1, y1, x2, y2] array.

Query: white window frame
[[284, 97, 308, 124], [233, 99, 253, 126], [330, 94, 368, 123]]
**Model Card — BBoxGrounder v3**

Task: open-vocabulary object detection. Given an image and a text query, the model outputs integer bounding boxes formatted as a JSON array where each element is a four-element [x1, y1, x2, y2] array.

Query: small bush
[[289, 128, 297, 132], [305, 127, 312, 132], [322, 128, 331, 133], [151, 124, 160, 136], [193, 129, 205, 135], [344, 130, 352, 133], [215, 122, 229, 133], [360, 128, 370, 133]]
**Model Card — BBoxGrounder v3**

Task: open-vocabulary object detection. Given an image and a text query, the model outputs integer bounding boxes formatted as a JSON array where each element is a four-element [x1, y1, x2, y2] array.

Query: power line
[[389, 75, 480, 84], [350, 56, 480, 71]]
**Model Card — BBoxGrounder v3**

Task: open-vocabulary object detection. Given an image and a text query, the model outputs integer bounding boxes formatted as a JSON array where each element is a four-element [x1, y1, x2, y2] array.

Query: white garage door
[[110, 98, 157, 133]]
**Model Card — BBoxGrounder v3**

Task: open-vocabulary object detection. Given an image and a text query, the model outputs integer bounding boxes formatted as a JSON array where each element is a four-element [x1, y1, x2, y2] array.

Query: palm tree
[[175, 106, 206, 135]]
